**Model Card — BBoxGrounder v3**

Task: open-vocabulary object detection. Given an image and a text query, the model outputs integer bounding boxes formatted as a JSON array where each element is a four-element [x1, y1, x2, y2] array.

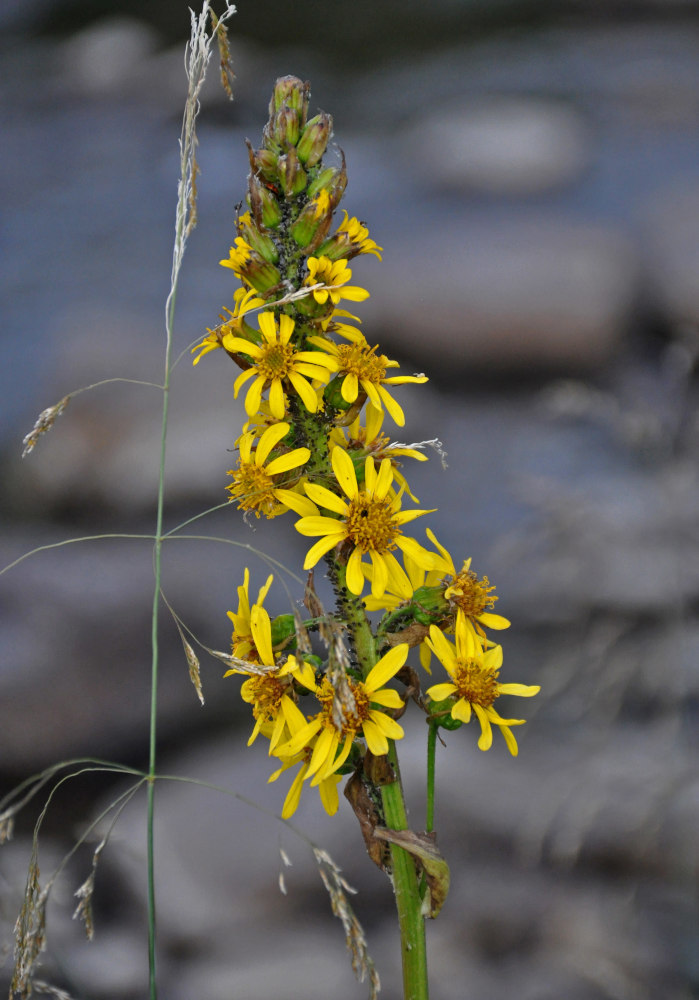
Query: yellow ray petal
[[365, 643, 409, 692], [332, 446, 358, 499]]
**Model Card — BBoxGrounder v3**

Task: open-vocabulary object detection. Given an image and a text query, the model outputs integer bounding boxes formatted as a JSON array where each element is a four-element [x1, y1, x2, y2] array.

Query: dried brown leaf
[[372, 827, 450, 918]]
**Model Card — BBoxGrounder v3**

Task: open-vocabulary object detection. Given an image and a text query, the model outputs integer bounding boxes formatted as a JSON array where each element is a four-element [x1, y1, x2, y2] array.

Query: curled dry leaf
[[372, 827, 450, 918]]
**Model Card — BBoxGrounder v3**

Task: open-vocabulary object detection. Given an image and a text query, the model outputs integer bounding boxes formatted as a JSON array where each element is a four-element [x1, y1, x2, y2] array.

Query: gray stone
[[57, 17, 159, 95], [405, 98, 589, 196], [365, 220, 640, 374], [643, 183, 699, 327]]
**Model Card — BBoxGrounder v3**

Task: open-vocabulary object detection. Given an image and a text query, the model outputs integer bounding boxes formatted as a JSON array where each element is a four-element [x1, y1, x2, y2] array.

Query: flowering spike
[[191, 76, 539, 1000]]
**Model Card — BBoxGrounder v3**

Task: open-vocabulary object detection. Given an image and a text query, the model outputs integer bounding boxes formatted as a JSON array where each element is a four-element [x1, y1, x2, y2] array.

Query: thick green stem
[[328, 558, 429, 999], [381, 745, 430, 1000]]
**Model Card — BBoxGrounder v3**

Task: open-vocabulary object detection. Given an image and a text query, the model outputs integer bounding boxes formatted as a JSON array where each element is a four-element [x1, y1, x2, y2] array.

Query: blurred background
[[2, 0, 699, 998]]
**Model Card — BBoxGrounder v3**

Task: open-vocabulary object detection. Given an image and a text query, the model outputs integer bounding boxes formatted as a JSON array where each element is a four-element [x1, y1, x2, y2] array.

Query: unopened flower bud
[[277, 148, 307, 198], [428, 696, 463, 731], [297, 113, 333, 166], [272, 108, 301, 148], [248, 174, 282, 229], [251, 147, 279, 183], [269, 75, 309, 124], [314, 232, 351, 262], [241, 256, 282, 294], [410, 586, 450, 626], [270, 613, 297, 648], [323, 374, 366, 413], [242, 222, 278, 264], [306, 166, 335, 199]]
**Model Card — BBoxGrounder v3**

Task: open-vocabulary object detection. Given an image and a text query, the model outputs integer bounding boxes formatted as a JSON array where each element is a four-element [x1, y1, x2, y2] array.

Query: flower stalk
[[193, 73, 540, 999]]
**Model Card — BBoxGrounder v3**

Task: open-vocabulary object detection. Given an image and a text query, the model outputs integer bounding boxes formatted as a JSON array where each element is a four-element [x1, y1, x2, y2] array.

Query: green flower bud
[[410, 585, 450, 626], [297, 113, 333, 166], [323, 374, 363, 412], [246, 141, 278, 183], [314, 232, 352, 262], [272, 108, 301, 148], [240, 256, 282, 294], [269, 75, 309, 123], [428, 697, 463, 732], [248, 174, 283, 230], [277, 148, 307, 198], [245, 225, 278, 264], [307, 166, 336, 199], [270, 614, 297, 648]]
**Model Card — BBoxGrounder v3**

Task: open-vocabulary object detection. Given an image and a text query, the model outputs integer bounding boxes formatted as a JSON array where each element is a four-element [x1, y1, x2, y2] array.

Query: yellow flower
[[268, 699, 343, 818], [227, 422, 310, 519], [330, 402, 428, 500], [365, 528, 511, 670], [270, 753, 343, 819], [219, 236, 254, 280], [426, 529, 511, 634], [225, 312, 338, 419], [226, 568, 274, 660], [425, 614, 539, 756], [276, 643, 409, 786], [312, 189, 331, 218], [293, 446, 439, 598], [231, 605, 315, 752], [312, 325, 428, 427], [305, 256, 370, 306], [191, 287, 265, 365], [335, 211, 383, 259]]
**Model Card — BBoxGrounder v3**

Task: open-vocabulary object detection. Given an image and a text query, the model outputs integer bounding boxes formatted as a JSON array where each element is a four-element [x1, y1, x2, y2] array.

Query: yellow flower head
[[426, 614, 539, 756], [305, 256, 370, 307], [192, 287, 265, 365], [291, 446, 439, 599], [427, 529, 511, 635], [225, 312, 338, 420], [220, 236, 254, 280], [268, 697, 343, 819], [276, 643, 409, 788], [336, 211, 383, 259], [312, 325, 428, 427], [227, 422, 310, 519], [230, 604, 316, 753], [330, 403, 428, 500], [226, 568, 274, 660]]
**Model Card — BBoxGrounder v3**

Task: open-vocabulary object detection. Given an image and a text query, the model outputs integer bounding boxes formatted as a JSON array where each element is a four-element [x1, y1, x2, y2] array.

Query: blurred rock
[[57, 17, 159, 95], [368, 220, 640, 374], [643, 183, 699, 328], [406, 98, 589, 196]]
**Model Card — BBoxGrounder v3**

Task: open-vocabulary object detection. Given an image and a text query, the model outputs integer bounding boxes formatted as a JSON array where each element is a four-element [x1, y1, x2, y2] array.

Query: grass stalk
[[145, 7, 236, 994]]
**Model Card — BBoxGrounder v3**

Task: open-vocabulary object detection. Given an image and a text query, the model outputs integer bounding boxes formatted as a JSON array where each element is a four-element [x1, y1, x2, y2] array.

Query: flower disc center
[[318, 676, 370, 737], [453, 660, 499, 708], [258, 342, 295, 380], [337, 344, 387, 384], [242, 673, 288, 723], [447, 570, 497, 618], [227, 462, 276, 517], [346, 491, 400, 552]]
